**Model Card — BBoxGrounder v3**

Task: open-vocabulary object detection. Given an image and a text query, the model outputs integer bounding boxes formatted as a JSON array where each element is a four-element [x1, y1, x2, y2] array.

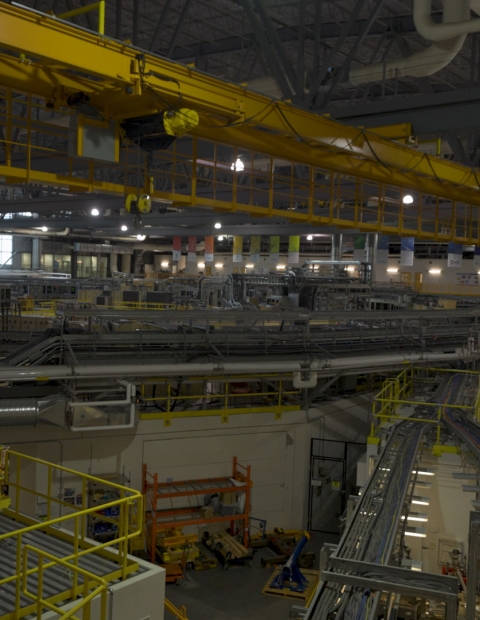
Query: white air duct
[[414, 0, 480, 41], [350, 0, 471, 85], [293, 362, 319, 389]]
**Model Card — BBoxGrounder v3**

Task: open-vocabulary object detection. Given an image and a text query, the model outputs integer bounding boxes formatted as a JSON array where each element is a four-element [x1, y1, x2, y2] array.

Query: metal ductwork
[[0, 396, 66, 428], [349, 0, 472, 84]]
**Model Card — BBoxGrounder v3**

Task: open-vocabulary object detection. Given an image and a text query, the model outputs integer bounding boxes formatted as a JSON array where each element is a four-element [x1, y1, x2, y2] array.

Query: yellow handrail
[[1, 449, 143, 620], [165, 598, 188, 620], [58, 1, 105, 35], [22, 546, 108, 620]]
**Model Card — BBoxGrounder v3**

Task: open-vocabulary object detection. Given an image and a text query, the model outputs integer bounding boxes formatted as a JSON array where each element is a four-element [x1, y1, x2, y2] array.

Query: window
[[0, 235, 13, 267], [21, 253, 32, 270]]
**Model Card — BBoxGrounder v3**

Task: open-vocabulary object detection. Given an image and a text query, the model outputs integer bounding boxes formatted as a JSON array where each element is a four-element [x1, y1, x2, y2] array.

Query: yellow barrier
[[58, 0, 105, 35], [1, 449, 143, 620], [369, 367, 479, 442], [140, 374, 301, 425], [165, 598, 188, 620]]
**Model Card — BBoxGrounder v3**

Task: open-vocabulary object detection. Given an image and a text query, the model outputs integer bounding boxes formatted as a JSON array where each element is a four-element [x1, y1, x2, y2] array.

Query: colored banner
[[353, 235, 366, 262], [475, 247, 480, 267], [187, 236, 197, 262], [250, 236, 261, 263], [376, 235, 389, 264], [204, 236, 214, 263], [172, 236, 181, 262], [233, 235, 243, 263], [270, 236, 280, 264], [447, 242, 463, 267], [288, 235, 300, 264], [400, 237, 414, 267]]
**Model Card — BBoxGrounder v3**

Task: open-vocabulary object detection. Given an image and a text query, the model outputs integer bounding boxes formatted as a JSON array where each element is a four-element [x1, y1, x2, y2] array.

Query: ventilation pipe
[[0, 396, 66, 428], [293, 362, 319, 389], [414, 0, 480, 41], [349, 0, 471, 85], [0, 351, 470, 382]]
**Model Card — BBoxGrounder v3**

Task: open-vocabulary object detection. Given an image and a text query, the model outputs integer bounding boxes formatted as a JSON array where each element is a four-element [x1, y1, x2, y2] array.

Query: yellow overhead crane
[[0, 2, 479, 240]]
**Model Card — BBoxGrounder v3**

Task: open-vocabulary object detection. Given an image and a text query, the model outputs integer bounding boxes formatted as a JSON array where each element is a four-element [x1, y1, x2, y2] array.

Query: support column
[[121, 253, 131, 274], [365, 233, 378, 283], [331, 234, 343, 261], [32, 238, 42, 271]]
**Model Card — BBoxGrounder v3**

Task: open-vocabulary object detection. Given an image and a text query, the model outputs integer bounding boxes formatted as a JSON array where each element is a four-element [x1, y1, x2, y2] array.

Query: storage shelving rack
[[142, 457, 252, 563]]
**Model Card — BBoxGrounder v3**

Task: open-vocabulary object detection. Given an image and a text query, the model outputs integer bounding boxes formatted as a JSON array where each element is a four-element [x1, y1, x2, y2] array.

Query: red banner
[[187, 236, 197, 262], [204, 236, 214, 262], [172, 236, 181, 262]]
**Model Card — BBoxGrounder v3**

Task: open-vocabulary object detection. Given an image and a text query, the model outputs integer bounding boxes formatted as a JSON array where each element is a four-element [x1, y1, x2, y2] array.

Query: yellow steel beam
[[0, 2, 480, 207]]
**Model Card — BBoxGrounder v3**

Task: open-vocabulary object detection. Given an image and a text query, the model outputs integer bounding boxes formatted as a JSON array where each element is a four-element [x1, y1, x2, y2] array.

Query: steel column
[[166, 0, 193, 58]]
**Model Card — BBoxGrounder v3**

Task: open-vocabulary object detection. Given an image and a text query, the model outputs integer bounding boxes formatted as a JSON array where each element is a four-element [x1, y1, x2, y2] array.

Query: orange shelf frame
[[142, 457, 252, 563]]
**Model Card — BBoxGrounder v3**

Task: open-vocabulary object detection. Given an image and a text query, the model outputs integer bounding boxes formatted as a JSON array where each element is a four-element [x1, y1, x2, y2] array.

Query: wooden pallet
[[262, 569, 319, 606]]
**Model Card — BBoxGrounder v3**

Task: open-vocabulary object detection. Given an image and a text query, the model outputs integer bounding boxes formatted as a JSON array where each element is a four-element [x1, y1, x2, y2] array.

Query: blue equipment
[[269, 532, 310, 593]]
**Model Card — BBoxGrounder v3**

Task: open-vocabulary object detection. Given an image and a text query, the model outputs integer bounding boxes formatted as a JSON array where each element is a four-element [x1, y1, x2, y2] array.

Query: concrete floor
[[165, 534, 340, 620]]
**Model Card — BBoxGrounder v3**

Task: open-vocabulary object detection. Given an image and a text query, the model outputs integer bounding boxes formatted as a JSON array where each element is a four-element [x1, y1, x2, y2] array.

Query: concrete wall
[[402, 449, 475, 574], [2, 396, 371, 533]]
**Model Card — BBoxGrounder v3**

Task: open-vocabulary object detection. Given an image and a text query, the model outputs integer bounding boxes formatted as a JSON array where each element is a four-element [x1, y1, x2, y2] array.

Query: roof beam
[[327, 86, 480, 135]]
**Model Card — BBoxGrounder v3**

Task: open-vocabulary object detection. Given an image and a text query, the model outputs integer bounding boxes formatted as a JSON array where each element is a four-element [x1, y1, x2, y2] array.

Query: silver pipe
[[0, 399, 38, 427]]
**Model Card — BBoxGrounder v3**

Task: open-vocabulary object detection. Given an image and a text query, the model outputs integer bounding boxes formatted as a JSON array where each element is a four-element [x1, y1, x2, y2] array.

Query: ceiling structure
[[2, 0, 480, 244]]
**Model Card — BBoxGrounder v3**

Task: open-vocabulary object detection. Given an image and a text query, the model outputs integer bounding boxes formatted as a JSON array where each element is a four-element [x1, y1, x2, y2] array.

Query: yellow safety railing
[[165, 598, 188, 620], [22, 546, 108, 620], [58, 1, 106, 35], [112, 301, 177, 311], [1, 449, 143, 620], [139, 374, 301, 425], [369, 367, 479, 443]]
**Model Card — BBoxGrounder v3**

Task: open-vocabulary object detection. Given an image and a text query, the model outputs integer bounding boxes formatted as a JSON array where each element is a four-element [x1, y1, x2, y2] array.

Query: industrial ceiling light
[[429, 268, 442, 275], [121, 225, 128, 232], [218, 235, 224, 241], [403, 194, 414, 204], [136, 234, 146, 241], [401, 513, 429, 523], [215, 263, 223, 268], [161, 261, 169, 268], [276, 264, 286, 270], [214, 222, 222, 229], [41, 226, 48, 232], [245, 264, 254, 269], [387, 267, 399, 274], [307, 234, 313, 241], [412, 469, 435, 476], [346, 266, 355, 272], [231, 158, 244, 172], [411, 496, 430, 506], [404, 527, 427, 538], [91, 207, 100, 216], [198, 262, 205, 268], [414, 480, 432, 489]]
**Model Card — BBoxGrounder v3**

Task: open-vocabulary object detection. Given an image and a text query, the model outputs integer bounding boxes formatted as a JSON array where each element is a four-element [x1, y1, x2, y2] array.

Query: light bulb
[[214, 222, 222, 229], [403, 194, 414, 204], [198, 262, 205, 268], [218, 235, 224, 241], [41, 226, 48, 232], [307, 235, 313, 241], [91, 208, 100, 216], [121, 225, 128, 232], [137, 234, 146, 241], [231, 158, 244, 172], [215, 263, 223, 268]]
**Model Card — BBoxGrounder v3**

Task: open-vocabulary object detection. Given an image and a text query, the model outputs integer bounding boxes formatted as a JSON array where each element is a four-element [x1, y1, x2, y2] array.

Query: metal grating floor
[[0, 513, 124, 618]]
